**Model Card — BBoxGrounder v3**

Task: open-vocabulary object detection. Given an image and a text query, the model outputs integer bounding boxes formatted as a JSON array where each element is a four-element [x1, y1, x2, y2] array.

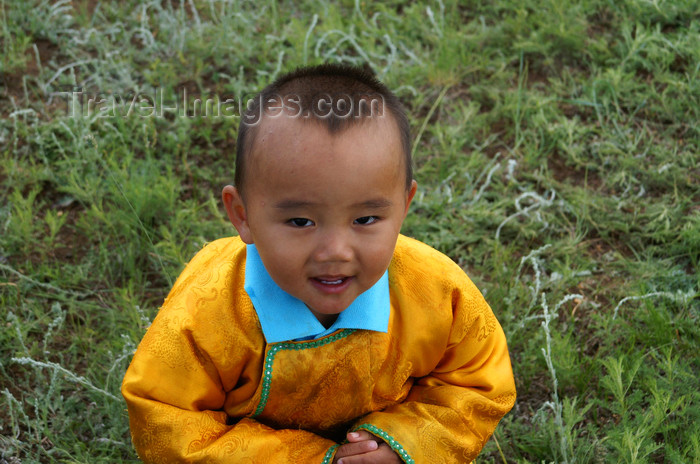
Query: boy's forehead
[[249, 113, 403, 172], [244, 116, 406, 206]]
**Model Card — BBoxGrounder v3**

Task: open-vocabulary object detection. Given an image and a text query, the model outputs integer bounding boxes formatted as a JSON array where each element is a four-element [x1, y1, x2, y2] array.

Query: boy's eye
[[288, 218, 314, 227], [354, 216, 378, 225]]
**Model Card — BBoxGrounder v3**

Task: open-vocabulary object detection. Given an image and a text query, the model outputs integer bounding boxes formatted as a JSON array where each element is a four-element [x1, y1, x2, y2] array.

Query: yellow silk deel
[[122, 235, 516, 463]]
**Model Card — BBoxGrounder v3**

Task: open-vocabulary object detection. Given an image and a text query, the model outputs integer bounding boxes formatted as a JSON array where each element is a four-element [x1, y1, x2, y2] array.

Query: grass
[[1, 0, 698, 462]]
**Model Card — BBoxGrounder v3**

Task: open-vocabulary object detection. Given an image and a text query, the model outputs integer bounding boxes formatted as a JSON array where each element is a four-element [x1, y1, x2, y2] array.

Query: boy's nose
[[313, 230, 353, 263]]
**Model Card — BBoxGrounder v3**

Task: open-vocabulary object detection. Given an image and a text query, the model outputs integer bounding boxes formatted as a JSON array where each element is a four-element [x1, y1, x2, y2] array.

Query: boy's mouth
[[310, 276, 353, 294]]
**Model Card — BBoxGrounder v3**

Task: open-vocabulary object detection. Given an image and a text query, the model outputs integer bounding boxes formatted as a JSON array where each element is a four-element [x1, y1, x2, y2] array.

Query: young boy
[[122, 64, 516, 463]]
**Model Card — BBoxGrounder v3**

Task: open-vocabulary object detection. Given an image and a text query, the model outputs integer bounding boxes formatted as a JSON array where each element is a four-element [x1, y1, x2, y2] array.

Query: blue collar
[[243, 244, 390, 343]]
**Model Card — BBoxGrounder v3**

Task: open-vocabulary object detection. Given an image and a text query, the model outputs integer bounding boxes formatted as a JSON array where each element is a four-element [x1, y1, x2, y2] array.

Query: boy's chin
[[305, 304, 348, 316], [304, 301, 352, 317]]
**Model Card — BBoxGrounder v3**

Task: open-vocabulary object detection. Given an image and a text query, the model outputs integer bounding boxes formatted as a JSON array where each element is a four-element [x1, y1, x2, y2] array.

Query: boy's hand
[[332, 431, 402, 464]]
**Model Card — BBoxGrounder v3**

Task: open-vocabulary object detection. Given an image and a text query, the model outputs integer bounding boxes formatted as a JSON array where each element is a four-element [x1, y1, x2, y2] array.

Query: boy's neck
[[312, 311, 339, 329]]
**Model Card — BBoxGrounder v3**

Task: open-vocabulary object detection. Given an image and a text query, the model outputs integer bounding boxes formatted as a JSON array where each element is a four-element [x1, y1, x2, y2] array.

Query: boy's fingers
[[346, 430, 380, 443], [336, 444, 402, 464], [333, 439, 379, 459]]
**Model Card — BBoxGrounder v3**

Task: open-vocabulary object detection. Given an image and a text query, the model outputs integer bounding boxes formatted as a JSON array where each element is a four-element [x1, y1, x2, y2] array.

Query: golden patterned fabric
[[121, 235, 516, 463]]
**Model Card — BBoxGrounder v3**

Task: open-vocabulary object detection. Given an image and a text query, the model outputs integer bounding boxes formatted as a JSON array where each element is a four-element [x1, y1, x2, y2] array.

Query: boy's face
[[223, 114, 416, 325]]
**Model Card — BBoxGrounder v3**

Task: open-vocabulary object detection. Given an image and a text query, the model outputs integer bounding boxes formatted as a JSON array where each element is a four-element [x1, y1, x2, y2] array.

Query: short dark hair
[[234, 63, 412, 196]]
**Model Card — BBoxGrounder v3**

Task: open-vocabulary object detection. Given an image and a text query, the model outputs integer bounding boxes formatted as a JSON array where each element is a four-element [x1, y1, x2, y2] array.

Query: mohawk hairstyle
[[234, 63, 413, 196]]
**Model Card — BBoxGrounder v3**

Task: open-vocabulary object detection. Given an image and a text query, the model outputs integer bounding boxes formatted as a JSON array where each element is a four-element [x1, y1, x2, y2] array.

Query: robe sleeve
[[121, 309, 339, 463], [351, 273, 516, 463]]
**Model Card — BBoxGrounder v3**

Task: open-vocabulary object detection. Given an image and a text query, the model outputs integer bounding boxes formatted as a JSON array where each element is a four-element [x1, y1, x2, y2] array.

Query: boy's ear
[[222, 185, 254, 244], [403, 180, 417, 218]]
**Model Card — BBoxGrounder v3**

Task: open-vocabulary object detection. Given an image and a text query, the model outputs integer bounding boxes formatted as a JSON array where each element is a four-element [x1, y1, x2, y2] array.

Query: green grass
[[1, 0, 698, 462]]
